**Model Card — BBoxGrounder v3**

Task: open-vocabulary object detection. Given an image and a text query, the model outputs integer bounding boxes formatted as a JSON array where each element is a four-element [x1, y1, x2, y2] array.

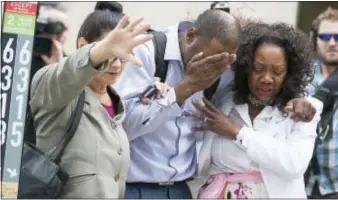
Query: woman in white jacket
[[194, 23, 323, 198]]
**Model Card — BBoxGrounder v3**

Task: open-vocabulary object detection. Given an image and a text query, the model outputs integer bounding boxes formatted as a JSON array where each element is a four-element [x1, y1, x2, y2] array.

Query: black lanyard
[[314, 68, 338, 141]]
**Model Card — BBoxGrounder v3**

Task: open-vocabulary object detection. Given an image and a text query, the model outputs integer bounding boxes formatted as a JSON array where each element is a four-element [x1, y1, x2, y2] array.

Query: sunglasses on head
[[318, 33, 338, 41]]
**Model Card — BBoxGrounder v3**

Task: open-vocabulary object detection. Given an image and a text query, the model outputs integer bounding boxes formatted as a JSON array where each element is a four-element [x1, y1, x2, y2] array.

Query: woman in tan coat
[[29, 3, 152, 198]]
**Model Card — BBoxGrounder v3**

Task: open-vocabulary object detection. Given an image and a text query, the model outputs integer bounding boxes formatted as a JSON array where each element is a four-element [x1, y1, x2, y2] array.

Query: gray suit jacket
[[29, 43, 130, 198]]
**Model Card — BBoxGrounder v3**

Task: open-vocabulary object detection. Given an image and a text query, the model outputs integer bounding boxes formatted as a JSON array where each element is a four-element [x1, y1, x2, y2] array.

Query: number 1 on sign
[[1, 93, 8, 119], [0, 121, 6, 146], [15, 95, 24, 120]]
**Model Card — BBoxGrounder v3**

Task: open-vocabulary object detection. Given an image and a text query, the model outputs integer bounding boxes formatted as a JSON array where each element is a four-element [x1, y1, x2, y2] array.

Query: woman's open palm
[[103, 15, 153, 66]]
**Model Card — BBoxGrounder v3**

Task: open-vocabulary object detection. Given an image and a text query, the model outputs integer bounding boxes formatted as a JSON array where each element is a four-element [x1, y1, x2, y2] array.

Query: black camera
[[30, 5, 67, 79], [313, 70, 338, 106], [33, 20, 66, 57]]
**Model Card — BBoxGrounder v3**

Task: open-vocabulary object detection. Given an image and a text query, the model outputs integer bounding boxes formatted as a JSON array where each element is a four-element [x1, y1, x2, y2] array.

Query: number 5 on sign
[[10, 122, 23, 148]]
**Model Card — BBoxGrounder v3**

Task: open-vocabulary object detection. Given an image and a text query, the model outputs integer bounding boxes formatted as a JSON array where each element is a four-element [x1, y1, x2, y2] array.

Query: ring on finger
[[204, 117, 209, 123]]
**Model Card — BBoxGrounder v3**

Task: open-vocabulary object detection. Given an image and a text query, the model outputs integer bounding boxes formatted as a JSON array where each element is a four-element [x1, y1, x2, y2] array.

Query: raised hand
[[90, 15, 153, 67], [186, 52, 236, 93], [175, 52, 236, 104]]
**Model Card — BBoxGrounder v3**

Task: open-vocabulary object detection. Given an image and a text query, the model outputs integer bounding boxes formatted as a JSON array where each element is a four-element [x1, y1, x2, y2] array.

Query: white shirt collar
[[163, 23, 183, 62], [233, 102, 283, 128]]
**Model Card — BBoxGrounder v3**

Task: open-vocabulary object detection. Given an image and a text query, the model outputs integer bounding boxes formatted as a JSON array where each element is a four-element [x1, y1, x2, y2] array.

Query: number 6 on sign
[[19, 40, 31, 65], [3, 38, 14, 64]]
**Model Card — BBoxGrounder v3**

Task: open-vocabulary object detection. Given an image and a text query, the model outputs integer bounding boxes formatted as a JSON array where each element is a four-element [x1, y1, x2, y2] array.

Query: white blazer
[[198, 92, 323, 198]]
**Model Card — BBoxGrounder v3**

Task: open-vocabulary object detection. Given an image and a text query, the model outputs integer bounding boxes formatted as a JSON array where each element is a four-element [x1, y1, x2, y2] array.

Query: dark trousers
[[124, 181, 193, 199], [308, 183, 338, 199]]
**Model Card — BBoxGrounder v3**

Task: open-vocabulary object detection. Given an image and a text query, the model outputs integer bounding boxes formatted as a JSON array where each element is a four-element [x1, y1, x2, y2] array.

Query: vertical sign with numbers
[[1, 1, 38, 198]]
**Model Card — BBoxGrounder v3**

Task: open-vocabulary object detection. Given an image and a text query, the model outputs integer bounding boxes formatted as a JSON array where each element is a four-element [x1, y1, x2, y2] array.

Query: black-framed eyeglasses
[[318, 33, 338, 42]]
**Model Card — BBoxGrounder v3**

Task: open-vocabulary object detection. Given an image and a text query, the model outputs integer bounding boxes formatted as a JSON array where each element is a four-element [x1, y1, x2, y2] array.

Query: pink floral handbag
[[197, 171, 264, 199], [197, 173, 229, 199]]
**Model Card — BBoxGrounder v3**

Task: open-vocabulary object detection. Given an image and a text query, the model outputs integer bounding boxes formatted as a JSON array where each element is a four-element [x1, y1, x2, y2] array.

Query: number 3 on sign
[[1, 65, 13, 91], [17, 68, 29, 93]]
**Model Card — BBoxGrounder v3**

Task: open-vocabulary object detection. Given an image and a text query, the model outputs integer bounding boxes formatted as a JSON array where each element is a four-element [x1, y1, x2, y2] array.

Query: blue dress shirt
[[115, 23, 234, 183]]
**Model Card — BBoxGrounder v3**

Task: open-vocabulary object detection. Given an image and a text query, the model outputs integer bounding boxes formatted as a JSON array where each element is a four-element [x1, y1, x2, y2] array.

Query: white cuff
[[234, 126, 250, 150], [237, 126, 247, 141], [158, 87, 177, 106]]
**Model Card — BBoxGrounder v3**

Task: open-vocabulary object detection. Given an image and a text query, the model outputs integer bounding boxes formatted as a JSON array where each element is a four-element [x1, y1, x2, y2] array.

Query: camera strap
[[307, 67, 338, 179], [314, 67, 338, 139]]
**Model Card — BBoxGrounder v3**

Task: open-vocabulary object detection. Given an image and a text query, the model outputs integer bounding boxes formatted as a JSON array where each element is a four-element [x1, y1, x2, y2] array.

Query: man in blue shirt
[[305, 7, 338, 199], [116, 9, 318, 199]]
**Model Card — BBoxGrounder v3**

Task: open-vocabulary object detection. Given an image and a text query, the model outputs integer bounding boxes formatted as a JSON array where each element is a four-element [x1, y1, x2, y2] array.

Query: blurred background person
[[230, 3, 261, 27], [210, 1, 261, 27], [24, 5, 70, 145], [305, 7, 338, 199], [33, 6, 69, 68], [40, 6, 69, 48]]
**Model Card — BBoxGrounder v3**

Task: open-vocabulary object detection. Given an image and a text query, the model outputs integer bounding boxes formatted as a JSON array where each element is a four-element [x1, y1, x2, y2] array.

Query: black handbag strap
[[47, 91, 85, 162]]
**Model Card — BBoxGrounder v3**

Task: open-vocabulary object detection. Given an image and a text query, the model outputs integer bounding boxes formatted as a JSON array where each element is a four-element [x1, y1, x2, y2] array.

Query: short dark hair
[[77, 2, 124, 44], [232, 22, 314, 114], [194, 9, 242, 49]]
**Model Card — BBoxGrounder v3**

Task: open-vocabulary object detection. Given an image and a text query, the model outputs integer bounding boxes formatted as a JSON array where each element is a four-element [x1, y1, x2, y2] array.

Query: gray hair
[[231, 3, 260, 26]]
